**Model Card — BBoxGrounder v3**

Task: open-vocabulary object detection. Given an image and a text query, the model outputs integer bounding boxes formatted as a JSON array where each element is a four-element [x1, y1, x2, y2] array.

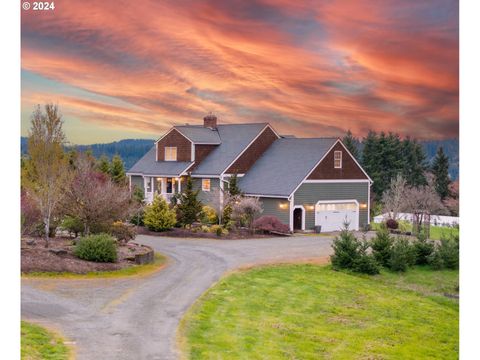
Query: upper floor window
[[165, 147, 177, 161], [202, 178, 211, 192], [334, 151, 342, 168]]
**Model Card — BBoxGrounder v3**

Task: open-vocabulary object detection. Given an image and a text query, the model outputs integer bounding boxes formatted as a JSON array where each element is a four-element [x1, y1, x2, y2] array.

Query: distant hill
[[20, 137, 459, 179]]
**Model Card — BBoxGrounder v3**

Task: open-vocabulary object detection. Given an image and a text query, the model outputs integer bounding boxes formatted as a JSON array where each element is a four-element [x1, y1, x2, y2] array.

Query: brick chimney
[[203, 113, 217, 129]]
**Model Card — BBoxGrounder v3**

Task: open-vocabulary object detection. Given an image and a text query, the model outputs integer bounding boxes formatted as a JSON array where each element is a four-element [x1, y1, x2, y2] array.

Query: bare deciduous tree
[[61, 155, 138, 234], [22, 104, 71, 247], [232, 197, 263, 231], [382, 175, 407, 220]]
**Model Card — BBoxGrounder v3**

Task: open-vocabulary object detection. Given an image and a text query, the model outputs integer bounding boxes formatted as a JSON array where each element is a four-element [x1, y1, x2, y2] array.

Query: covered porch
[[143, 176, 183, 203]]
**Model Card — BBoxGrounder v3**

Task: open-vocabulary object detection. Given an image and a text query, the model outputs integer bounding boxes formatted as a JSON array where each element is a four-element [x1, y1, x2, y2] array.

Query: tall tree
[[342, 130, 360, 160], [401, 137, 427, 186], [176, 176, 203, 226], [110, 155, 126, 184], [431, 146, 451, 200], [22, 104, 71, 247], [97, 155, 110, 175]]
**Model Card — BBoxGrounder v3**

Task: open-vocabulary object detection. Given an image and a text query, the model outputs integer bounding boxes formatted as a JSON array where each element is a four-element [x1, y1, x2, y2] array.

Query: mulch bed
[[21, 237, 151, 274], [137, 226, 284, 240]]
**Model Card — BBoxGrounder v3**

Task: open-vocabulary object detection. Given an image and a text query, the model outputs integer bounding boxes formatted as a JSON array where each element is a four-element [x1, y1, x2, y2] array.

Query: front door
[[293, 208, 303, 231]]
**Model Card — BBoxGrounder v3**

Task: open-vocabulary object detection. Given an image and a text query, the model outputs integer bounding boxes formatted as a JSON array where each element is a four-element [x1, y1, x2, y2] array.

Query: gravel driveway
[[21, 234, 334, 360]]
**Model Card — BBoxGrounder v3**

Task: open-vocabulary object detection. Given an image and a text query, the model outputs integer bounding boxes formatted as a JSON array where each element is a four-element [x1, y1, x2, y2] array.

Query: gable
[[189, 144, 218, 171], [225, 126, 278, 174], [307, 141, 368, 180], [156, 128, 192, 162]]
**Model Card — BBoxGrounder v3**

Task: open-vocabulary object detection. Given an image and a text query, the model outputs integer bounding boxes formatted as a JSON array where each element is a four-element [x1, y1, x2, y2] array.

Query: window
[[164, 147, 177, 161], [334, 151, 342, 168], [202, 178, 211, 192]]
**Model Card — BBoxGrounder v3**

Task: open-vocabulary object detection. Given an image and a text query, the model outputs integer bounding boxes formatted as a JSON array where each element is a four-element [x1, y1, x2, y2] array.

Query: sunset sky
[[21, 0, 458, 144]]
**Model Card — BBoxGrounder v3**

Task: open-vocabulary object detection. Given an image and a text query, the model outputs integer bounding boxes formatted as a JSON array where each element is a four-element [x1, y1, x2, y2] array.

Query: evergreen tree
[[110, 155, 126, 184], [97, 155, 110, 175], [342, 130, 360, 160], [177, 176, 203, 226], [143, 194, 176, 231], [401, 137, 427, 186], [431, 146, 451, 200], [228, 174, 242, 196]]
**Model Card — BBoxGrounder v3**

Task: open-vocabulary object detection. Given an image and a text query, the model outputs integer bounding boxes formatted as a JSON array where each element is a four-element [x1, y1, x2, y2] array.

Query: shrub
[[143, 195, 177, 232], [389, 237, 416, 272], [60, 216, 84, 237], [232, 197, 263, 230], [222, 204, 233, 228], [110, 221, 136, 243], [429, 234, 459, 270], [330, 226, 360, 270], [253, 215, 290, 234], [413, 231, 435, 265], [74, 233, 117, 262], [201, 206, 218, 225], [386, 219, 399, 230], [209, 224, 224, 236], [398, 220, 410, 233], [201, 225, 210, 233], [371, 226, 393, 267], [353, 238, 380, 275]]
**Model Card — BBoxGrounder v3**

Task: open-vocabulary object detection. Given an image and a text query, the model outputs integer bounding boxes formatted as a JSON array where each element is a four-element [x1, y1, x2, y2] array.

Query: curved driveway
[[21, 234, 334, 360]]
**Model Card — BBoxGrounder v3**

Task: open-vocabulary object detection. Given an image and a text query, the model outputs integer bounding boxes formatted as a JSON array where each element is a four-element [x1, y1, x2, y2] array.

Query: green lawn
[[180, 265, 458, 359], [21, 321, 70, 360], [371, 222, 459, 240]]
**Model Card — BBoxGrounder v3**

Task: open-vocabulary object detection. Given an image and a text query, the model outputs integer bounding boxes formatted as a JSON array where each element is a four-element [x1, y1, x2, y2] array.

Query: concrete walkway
[[21, 234, 334, 360]]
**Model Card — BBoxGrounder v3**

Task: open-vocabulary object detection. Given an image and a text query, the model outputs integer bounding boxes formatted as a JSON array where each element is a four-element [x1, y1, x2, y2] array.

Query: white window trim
[[334, 150, 342, 169], [202, 178, 211, 192], [165, 146, 177, 161], [293, 205, 306, 231]]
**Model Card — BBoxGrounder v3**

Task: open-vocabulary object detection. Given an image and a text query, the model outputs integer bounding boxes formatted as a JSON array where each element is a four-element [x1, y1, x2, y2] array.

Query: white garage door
[[315, 201, 359, 232]]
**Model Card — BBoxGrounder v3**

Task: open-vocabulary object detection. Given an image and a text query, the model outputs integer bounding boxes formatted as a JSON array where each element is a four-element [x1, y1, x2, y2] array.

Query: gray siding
[[130, 175, 144, 191], [192, 178, 220, 205], [258, 197, 290, 225], [294, 182, 369, 230]]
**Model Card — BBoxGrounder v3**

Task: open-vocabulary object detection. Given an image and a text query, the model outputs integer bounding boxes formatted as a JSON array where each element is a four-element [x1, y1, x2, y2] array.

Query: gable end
[[156, 128, 192, 162], [307, 141, 368, 180]]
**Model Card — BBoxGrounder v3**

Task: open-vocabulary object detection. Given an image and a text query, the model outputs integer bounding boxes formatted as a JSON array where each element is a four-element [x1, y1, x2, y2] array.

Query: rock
[[49, 248, 67, 256], [26, 239, 36, 246]]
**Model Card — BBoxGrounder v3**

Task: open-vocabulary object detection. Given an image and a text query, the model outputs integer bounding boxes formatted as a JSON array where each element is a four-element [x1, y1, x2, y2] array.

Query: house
[[127, 115, 372, 232]]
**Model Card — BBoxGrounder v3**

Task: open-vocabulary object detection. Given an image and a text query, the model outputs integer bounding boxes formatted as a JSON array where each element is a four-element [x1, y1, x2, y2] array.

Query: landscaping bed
[[137, 226, 282, 240], [179, 264, 459, 359], [21, 237, 153, 274]]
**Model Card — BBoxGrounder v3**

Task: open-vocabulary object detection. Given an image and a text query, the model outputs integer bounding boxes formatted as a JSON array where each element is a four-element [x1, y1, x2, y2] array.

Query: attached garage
[[314, 200, 359, 232]]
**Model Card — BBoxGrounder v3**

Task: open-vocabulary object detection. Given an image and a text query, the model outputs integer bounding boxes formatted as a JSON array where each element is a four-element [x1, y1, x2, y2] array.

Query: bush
[[110, 221, 136, 243], [144, 195, 177, 232], [74, 234, 117, 262], [231, 197, 263, 230], [253, 215, 290, 234], [353, 238, 380, 275], [413, 231, 435, 265], [201, 206, 218, 225], [429, 235, 459, 270], [222, 204, 233, 228], [210, 224, 225, 236], [60, 216, 84, 237], [386, 219, 399, 230], [389, 237, 416, 272], [330, 226, 360, 270], [371, 226, 393, 267]]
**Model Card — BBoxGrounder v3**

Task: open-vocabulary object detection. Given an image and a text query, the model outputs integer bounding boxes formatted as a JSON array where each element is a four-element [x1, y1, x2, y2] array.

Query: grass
[[22, 253, 167, 279], [180, 265, 458, 360], [371, 221, 459, 240], [21, 321, 70, 360]]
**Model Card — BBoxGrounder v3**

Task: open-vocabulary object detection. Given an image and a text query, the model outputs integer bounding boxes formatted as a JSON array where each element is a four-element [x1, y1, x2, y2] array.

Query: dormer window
[[334, 151, 342, 168], [165, 147, 177, 161]]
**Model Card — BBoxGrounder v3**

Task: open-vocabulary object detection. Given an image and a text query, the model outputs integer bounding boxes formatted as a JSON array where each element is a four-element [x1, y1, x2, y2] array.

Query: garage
[[315, 200, 359, 232]]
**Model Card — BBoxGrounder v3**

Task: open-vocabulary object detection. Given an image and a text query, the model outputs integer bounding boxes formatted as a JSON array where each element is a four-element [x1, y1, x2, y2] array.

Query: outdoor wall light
[[360, 203, 368, 209], [306, 205, 315, 211], [279, 203, 288, 209]]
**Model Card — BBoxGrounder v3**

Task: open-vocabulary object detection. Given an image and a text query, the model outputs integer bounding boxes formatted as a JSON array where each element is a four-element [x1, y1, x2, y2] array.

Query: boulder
[[49, 248, 67, 256]]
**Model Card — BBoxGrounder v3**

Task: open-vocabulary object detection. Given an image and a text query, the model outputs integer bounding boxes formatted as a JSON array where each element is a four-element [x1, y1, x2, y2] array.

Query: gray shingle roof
[[238, 138, 338, 197], [174, 125, 221, 144], [127, 146, 193, 176], [191, 123, 269, 175]]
